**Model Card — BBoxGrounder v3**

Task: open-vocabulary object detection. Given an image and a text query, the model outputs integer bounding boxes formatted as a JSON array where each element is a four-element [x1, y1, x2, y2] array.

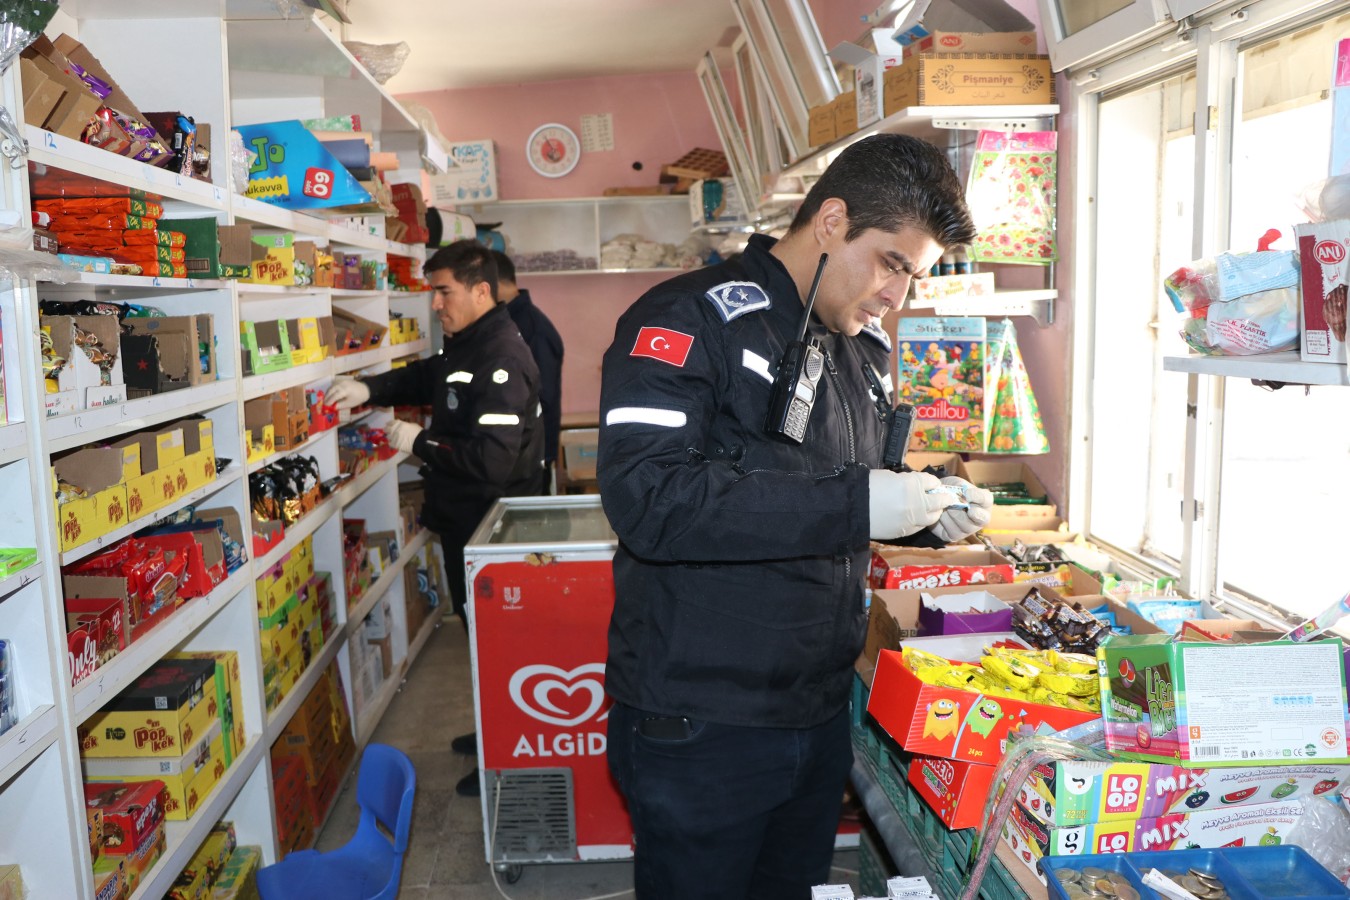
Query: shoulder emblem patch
[[860, 319, 892, 352], [705, 281, 771, 323]]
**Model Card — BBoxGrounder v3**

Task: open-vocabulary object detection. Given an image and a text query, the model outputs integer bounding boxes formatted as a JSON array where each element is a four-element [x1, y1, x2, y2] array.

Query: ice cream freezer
[[463, 494, 631, 874], [463, 494, 861, 878]]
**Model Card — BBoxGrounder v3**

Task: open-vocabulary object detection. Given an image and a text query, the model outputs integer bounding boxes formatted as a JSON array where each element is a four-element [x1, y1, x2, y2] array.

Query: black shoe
[[451, 732, 477, 755], [456, 769, 481, 797]]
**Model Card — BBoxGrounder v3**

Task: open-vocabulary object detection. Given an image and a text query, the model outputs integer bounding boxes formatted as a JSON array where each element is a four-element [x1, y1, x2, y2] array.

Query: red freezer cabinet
[[463, 495, 631, 871]]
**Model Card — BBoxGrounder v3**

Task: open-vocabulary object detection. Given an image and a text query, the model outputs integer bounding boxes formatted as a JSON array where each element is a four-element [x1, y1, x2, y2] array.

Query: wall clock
[[526, 123, 581, 178]]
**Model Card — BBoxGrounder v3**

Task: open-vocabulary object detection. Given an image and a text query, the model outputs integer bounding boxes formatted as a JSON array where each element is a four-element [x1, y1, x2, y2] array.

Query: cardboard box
[[979, 516, 1078, 546], [241, 319, 294, 377], [53, 446, 138, 551], [560, 428, 599, 482], [79, 657, 219, 758], [917, 588, 1015, 636], [84, 780, 167, 860], [66, 595, 126, 685], [1018, 758, 1350, 827], [271, 386, 310, 450], [1295, 219, 1350, 364], [19, 56, 64, 129], [869, 546, 1015, 591], [830, 33, 904, 129], [53, 34, 170, 157], [42, 315, 128, 409], [866, 625, 1096, 764], [908, 754, 997, 830], [427, 138, 498, 205], [832, 91, 858, 138], [159, 218, 257, 279], [22, 44, 101, 140], [906, 31, 1037, 56], [169, 650, 245, 767], [85, 722, 227, 821], [964, 460, 1056, 522], [286, 317, 329, 364], [883, 53, 1053, 114], [903, 450, 970, 481], [1002, 797, 1306, 877], [1014, 561, 1104, 599], [808, 103, 836, 147], [211, 845, 261, 899], [1100, 635, 1350, 767], [122, 315, 216, 394], [331, 309, 387, 354], [92, 856, 125, 900], [115, 425, 186, 474]]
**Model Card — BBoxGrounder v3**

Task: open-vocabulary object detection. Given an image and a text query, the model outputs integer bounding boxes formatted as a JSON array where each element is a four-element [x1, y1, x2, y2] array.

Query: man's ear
[[813, 197, 849, 245]]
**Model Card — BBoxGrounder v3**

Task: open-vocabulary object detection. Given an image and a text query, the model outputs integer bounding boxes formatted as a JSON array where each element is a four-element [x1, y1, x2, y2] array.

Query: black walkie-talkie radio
[[764, 253, 829, 444], [862, 361, 915, 470]]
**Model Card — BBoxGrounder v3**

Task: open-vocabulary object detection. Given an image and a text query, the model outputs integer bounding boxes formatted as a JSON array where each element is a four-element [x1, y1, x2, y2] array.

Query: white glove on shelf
[[868, 469, 946, 539], [326, 377, 370, 411], [930, 476, 995, 544], [386, 419, 423, 455]]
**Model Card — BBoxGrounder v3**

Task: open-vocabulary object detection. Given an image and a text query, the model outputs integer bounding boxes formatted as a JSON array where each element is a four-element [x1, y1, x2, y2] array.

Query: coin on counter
[[1094, 877, 1118, 896]]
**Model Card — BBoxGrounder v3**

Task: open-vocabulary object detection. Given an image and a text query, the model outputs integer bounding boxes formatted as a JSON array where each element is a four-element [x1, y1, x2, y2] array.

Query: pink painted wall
[[401, 0, 1077, 513], [399, 72, 726, 419]]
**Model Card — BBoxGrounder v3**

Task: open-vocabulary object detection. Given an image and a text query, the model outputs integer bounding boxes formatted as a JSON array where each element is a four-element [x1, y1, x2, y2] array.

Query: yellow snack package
[[1046, 650, 1097, 674], [1039, 669, 1099, 697], [981, 653, 1041, 692]]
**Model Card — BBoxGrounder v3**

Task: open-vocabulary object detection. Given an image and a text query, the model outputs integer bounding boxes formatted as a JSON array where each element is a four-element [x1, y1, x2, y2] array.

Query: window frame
[[1068, 0, 1344, 626]]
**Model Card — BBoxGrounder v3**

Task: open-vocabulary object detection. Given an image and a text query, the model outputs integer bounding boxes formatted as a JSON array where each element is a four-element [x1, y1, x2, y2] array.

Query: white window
[[1076, 4, 1350, 622]]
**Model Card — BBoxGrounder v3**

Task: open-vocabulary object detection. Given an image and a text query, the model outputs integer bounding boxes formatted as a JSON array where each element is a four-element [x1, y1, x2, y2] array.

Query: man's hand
[[386, 419, 423, 454], [868, 469, 947, 539], [930, 476, 994, 544], [1325, 283, 1347, 342], [326, 376, 370, 411]]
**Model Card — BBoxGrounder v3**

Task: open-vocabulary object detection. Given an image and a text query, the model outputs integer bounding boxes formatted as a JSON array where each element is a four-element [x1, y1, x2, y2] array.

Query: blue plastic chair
[[257, 743, 417, 900]]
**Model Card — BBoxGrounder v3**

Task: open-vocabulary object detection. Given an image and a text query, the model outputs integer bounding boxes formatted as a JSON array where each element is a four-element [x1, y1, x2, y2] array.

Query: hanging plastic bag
[[983, 319, 1049, 454], [966, 131, 1058, 266]]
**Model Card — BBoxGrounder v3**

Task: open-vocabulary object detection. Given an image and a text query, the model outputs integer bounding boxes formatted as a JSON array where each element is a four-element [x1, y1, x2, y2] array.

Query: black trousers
[[607, 701, 852, 900]]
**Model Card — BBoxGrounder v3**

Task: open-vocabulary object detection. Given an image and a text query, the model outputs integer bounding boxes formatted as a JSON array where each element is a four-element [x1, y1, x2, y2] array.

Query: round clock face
[[526, 123, 581, 178]]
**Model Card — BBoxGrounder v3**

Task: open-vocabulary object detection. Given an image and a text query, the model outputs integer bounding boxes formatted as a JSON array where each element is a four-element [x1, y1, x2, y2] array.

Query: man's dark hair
[[426, 240, 499, 302], [788, 133, 976, 248], [490, 249, 516, 285]]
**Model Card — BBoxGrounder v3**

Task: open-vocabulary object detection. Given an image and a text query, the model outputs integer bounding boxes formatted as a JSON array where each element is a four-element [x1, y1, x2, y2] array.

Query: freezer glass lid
[[488, 502, 616, 544]]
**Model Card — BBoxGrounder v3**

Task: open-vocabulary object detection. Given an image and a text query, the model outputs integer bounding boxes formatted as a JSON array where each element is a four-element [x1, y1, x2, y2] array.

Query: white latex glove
[[868, 469, 946, 539], [930, 476, 995, 544], [385, 419, 423, 454], [326, 377, 370, 411]]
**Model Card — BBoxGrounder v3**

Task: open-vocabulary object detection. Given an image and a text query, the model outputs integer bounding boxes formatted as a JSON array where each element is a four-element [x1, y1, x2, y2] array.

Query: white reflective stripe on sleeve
[[605, 407, 687, 428], [741, 349, 773, 383], [445, 371, 474, 384], [478, 413, 521, 426]]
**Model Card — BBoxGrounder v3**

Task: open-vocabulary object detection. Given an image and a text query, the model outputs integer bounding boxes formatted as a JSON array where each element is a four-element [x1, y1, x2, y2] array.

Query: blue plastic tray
[[1042, 847, 1348, 900]]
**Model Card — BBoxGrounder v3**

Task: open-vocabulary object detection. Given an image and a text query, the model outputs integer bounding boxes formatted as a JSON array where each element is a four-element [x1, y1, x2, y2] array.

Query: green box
[[240, 320, 293, 376], [1099, 634, 1350, 767]]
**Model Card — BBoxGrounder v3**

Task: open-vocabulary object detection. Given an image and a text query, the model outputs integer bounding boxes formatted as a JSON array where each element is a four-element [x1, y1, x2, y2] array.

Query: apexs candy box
[[1099, 635, 1350, 767], [1017, 758, 1350, 826]]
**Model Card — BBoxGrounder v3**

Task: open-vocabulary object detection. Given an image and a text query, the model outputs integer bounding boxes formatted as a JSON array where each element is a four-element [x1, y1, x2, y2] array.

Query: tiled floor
[[315, 620, 862, 899]]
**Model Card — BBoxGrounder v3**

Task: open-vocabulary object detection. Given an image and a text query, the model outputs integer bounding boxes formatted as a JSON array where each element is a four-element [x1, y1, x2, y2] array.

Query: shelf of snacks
[[71, 568, 251, 723], [127, 738, 265, 900], [330, 288, 385, 299], [234, 283, 331, 297], [0, 705, 60, 788], [346, 529, 430, 629], [1163, 351, 1350, 386], [908, 288, 1058, 325], [240, 360, 333, 402], [0, 422, 30, 466], [264, 637, 345, 744], [229, 194, 331, 241], [46, 380, 237, 453], [252, 495, 340, 576], [335, 453, 406, 508], [247, 423, 338, 476], [59, 466, 243, 566], [27, 127, 227, 211]]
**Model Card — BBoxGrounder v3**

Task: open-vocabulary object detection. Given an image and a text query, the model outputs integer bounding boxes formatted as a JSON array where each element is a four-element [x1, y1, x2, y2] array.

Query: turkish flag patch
[[630, 326, 694, 367]]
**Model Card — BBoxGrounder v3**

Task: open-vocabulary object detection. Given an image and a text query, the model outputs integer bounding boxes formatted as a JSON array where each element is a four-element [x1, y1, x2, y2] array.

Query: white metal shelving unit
[[0, 4, 441, 898], [1163, 351, 1350, 386]]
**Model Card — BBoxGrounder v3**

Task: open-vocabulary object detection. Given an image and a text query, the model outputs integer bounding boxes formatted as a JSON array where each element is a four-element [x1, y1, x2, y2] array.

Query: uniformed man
[[598, 134, 995, 899], [493, 250, 564, 482], [327, 240, 545, 797]]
